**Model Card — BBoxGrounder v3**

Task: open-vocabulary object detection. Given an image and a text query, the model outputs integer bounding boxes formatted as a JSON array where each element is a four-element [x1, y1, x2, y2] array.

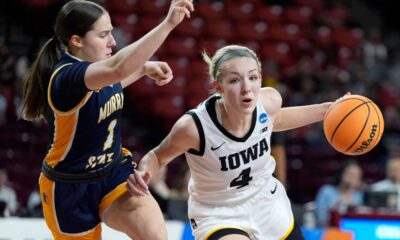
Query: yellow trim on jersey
[[45, 112, 78, 167], [98, 148, 132, 216], [121, 147, 132, 157], [40, 173, 102, 240], [99, 182, 128, 217], [205, 226, 250, 240], [40, 173, 58, 235], [52, 225, 102, 240], [47, 63, 93, 116], [280, 215, 295, 240]]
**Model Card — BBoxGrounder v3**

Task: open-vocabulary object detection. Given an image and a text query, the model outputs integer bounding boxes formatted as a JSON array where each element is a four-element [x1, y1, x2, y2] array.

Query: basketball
[[323, 95, 384, 155]]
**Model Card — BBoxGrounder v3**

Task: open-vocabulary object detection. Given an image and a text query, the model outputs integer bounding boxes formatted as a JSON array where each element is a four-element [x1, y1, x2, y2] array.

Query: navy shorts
[[39, 150, 135, 238]]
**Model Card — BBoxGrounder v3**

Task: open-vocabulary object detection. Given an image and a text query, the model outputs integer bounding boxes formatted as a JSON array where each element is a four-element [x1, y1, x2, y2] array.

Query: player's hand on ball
[[326, 92, 352, 115], [335, 92, 352, 103], [144, 61, 173, 86], [127, 170, 152, 197]]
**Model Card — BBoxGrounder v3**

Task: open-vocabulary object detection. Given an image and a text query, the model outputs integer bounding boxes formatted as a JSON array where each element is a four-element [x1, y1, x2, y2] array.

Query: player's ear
[[70, 35, 83, 48], [211, 80, 222, 93]]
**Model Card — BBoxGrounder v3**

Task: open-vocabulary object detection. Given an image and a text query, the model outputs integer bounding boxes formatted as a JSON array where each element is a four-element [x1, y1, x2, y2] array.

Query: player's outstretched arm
[[85, 0, 194, 90], [271, 92, 351, 132], [127, 114, 198, 197], [262, 87, 334, 132], [121, 61, 173, 88]]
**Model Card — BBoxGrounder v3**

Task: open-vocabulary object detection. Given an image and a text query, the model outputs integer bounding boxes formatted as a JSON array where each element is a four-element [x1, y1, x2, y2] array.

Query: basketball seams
[[329, 101, 368, 144], [324, 95, 384, 155], [344, 102, 371, 153], [324, 97, 365, 121], [368, 102, 383, 150], [325, 97, 365, 144]]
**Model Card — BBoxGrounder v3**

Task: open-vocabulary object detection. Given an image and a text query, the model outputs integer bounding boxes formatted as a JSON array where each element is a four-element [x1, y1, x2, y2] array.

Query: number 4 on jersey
[[230, 167, 253, 189]]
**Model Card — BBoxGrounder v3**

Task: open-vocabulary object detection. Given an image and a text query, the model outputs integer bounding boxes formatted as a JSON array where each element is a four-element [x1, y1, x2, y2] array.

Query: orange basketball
[[323, 95, 384, 155]]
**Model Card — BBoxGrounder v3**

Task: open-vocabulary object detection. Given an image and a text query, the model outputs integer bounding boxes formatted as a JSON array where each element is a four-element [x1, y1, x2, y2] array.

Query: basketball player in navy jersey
[[21, 0, 194, 239], [127, 45, 344, 240]]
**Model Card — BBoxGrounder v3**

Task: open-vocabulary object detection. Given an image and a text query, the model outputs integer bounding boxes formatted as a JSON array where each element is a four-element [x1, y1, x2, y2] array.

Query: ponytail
[[22, 0, 106, 120], [22, 37, 62, 121]]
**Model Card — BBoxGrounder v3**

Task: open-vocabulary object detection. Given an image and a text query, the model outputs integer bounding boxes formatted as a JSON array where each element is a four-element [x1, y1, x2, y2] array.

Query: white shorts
[[188, 178, 294, 240]]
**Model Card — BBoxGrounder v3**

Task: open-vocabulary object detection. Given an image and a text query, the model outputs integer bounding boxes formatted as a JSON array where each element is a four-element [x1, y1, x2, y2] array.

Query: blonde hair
[[202, 45, 261, 84]]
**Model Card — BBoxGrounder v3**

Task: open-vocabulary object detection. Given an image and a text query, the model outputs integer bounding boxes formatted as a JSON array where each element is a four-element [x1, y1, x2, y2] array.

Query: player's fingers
[[179, 0, 194, 12], [159, 62, 173, 75], [153, 62, 172, 80], [142, 171, 152, 184], [134, 171, 150, 193], [337, 92, 351, 102], [127, 174, 147, 197], [173, 0, 194, 10], [155, 75, 173, 86], [129, 172, 149, 193], [174, 6, 191, 18]]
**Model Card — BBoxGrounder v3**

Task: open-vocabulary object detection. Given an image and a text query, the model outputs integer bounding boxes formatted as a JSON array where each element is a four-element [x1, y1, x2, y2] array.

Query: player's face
[[79, 13, 116, 62], [218, 57, 262, 115]]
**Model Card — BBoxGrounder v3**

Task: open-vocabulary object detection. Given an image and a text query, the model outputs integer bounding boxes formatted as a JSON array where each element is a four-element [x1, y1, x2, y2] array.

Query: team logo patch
[[259, 113, 268, 123], [211, 142, 225, 151]]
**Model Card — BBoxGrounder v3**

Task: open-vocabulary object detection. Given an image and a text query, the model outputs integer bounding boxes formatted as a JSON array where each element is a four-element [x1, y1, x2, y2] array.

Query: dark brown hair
[[22, 0, 106, 120]]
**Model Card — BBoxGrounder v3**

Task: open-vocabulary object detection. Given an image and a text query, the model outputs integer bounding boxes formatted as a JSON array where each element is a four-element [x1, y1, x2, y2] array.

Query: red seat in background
[[105, 0, 138, 14], [313, 26, 333, 48], [333, 27, 364, 49], [268, 23, 306, 44], [261, 42, 291, 64], [166, 37, 198, 57], [152, 95, 185, 131], [236, 21, 268, 42], [235, 40, 262, 53], [189, 58, 209, 78], [256, 5, 283, 23], [204, 18, 235, 40], [160, 56, 191, 77], [196, 1, 226, 19], [175, 17, 205, 38], [138, 0, 169, 15], [198, 38, 229, 55], [111, 14, 138, 28], [295, 0, 322, 11], [226, 2, 257, 21], [155, 76, 186, 97], [137, 15, 164, 35], [284, 6, 313, 27]]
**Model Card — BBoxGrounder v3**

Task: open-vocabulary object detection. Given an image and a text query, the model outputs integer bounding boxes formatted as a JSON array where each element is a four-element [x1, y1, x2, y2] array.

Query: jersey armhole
[[186, 111, 205, 156], [47, 63, 92, 115]]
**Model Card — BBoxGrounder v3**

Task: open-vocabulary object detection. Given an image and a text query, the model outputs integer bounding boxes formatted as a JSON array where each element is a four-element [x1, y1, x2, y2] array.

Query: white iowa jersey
[[185, 95, 276, 206]]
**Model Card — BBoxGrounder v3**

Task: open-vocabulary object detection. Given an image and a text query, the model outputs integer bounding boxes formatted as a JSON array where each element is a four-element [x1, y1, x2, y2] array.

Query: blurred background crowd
[[0, 0, 399, 230]]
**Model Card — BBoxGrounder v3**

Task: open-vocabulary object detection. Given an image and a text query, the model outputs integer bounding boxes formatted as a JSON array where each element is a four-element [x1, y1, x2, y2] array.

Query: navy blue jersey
[[44, 52, 124, 173]]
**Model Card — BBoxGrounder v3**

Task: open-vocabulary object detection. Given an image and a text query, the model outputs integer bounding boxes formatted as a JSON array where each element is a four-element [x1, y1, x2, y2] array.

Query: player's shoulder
[[165, 113, 200, 151], [260, 87, 281, 100], [172, 114, 198, 136], [260, 87, 282, 114]]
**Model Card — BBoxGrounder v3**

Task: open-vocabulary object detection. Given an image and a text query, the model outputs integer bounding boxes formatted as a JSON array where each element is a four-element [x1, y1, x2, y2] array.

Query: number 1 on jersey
[[230, 167, 253, 189], [103, 119, 117, 151]]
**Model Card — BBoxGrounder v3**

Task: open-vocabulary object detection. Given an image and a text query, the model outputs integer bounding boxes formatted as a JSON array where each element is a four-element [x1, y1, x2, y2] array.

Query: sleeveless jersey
[[44, 52, 124, 173], [185, 95, 276, 206]]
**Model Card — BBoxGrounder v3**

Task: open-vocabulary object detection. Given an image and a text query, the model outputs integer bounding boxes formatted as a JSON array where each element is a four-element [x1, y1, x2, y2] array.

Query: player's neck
[[217, 99, 252, 137]]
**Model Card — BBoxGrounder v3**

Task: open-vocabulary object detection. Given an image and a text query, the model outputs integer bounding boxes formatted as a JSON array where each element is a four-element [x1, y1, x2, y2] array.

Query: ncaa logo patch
[[259, 113, 268, 123]]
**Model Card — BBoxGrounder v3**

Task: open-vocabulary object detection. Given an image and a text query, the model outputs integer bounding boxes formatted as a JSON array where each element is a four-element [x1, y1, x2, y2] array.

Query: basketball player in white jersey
[[127, 45, 336, 240]]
